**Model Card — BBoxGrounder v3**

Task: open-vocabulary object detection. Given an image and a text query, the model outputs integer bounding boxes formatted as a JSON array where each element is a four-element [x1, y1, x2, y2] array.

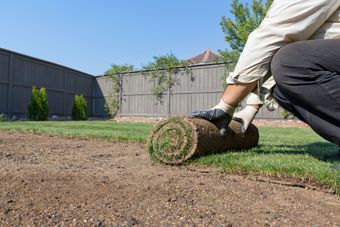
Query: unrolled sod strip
[[147, 116, 259, 164]]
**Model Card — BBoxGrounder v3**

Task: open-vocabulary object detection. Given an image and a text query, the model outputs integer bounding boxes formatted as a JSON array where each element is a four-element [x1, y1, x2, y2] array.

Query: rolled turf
[[147, 116, 259, 164]]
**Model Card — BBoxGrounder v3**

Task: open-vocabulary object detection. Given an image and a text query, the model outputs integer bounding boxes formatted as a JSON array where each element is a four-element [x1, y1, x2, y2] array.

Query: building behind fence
[[0, 48, 284, 119]]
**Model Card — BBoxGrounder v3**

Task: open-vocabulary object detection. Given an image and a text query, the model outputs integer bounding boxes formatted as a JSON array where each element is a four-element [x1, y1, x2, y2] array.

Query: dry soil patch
[[0, 131, 339, 226]]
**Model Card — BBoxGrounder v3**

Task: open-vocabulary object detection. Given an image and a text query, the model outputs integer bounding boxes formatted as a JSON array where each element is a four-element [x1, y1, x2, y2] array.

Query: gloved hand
[[191, 109, 232, 136], [232, 105, 259, 133], [191, 99, 235, 136]]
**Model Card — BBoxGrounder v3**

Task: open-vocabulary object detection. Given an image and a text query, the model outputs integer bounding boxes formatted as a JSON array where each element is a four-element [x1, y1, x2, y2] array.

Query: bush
[[281, 110, 296, 120], [0, 113, 7, 122], [104, 96, 119, 118], [72, 95, 88, 120], [28, 87, 49, 121]]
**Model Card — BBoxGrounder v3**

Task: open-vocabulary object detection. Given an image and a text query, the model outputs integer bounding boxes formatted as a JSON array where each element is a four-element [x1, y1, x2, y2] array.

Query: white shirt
[[227, 0, 340, 110]]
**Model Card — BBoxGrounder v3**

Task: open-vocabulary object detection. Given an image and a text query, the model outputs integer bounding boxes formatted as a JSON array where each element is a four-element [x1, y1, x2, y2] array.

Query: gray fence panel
[[95, 77, 113, 96], [93, 76, 114, 116], [120, 72, 167, 117], [0, 48, 95, 117], [94, 97, 106, 116], [11, 86, 31, 114], [47, 91, 65, 115], [66, 94, 75, 115], [0, 52, 9, 114], [121, 94, 166, 117], [258, 106, 285, 120], [0, 84, 7, 112], [0, 53, 9, 83], [66, 70, 93, 97], [11, 87, 65, 115], [94, 63, 285, 119], [12, 56, 64, 90], [86, 97, 93, 117], [11, 86, 65, 115], [170, 65, 225, 115]]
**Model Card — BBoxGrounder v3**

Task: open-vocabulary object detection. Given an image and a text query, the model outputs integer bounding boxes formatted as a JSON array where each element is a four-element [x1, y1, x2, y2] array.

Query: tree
[[219, 0, 273, 62], [104, 64, 134, 117], [105, 64, 134, 77], [142, 53, 190, 102]]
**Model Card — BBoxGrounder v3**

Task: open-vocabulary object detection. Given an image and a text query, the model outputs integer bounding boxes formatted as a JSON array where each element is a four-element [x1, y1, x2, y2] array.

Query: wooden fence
[[94, 63, 285, 119], [0, 48, 285, 120], [0, 48, 94, 117]]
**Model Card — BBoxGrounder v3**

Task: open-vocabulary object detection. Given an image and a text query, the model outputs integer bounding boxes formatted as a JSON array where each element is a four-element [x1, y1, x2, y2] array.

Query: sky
[[0, 0, 250, 75]]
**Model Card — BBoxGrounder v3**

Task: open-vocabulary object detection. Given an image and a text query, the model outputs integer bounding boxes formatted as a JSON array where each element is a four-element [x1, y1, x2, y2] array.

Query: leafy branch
[[104, 64, 134, 117], [142, 53, 192, 103], [218, 0, 273, 87], [219, 0, 273, 62]]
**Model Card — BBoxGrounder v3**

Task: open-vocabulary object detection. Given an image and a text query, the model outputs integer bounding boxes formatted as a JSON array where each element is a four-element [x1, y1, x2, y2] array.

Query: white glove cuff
[[211, 99, 236, 116]]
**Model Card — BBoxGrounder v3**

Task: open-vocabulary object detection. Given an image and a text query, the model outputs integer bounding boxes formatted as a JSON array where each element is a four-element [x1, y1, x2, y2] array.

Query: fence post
[[7, 52, 13, 117], [167, 84, 171, 117], [63, 68, 67, 117], [92, 77, 96, 117], [118, 73, 123, 117]]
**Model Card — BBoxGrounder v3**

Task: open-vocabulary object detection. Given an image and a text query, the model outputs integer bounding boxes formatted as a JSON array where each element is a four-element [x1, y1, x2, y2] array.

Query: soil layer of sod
[[148, 116, 259, 164]]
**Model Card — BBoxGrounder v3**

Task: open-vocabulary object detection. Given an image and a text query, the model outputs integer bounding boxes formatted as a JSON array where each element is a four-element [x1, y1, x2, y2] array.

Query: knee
[[271, 43, 298, 86]]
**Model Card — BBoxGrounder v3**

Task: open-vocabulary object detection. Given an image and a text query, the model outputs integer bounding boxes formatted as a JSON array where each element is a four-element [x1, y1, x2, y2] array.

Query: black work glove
[[191, 109, 232, 136]]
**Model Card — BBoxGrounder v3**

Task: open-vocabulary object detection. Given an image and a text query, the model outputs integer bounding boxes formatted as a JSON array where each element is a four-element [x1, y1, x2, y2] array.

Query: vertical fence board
[[7, 53, 13, 116], [0, 53, 9, 83], [0, 84, 8, 112], [0, 52, 10, 114]]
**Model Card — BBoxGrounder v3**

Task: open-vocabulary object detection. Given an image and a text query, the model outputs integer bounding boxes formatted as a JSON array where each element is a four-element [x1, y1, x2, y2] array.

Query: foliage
[[71, 95, 88, 120], [104, 97, 118, 118], [219, 0, 273, 63], [281, 110, 296, 120], [218, 0, 273, 87], [105, 64, 134, 117], [0, 113, 7, 122], [142, 53, 191, 102], [28, 87, 49, 121]]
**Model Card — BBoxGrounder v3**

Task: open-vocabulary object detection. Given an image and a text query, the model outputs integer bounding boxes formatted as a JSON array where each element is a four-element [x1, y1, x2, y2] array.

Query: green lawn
[[0, 121, 339, 194], [194, 127, 340, 194], [0, 121, 153, 143]]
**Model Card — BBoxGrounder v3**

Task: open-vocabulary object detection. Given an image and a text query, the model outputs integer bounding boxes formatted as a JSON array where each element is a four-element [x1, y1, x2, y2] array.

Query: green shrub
[[104, 96, 119, 118], [72, 95, 88, 120], [28, 87, 49, 121], [0, 113, 7, 122], [281, 110, 296, 120]]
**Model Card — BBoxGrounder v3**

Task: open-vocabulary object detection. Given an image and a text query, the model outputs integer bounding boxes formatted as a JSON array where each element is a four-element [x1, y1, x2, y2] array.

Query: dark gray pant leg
[[271, 39, 340, 145]]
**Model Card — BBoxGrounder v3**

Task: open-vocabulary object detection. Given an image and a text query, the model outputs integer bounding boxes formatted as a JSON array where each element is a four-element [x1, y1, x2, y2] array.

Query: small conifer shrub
[[72, 95, 88, 120], [28, 87, 49, 121]]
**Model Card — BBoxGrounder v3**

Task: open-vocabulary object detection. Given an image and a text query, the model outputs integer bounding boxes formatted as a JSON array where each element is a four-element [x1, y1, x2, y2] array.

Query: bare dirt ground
[[0, 131, 339, 226]]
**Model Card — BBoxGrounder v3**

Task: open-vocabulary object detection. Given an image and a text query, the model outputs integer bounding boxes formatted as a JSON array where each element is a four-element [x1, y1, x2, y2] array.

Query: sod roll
[[147, 116, 259, 164]]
